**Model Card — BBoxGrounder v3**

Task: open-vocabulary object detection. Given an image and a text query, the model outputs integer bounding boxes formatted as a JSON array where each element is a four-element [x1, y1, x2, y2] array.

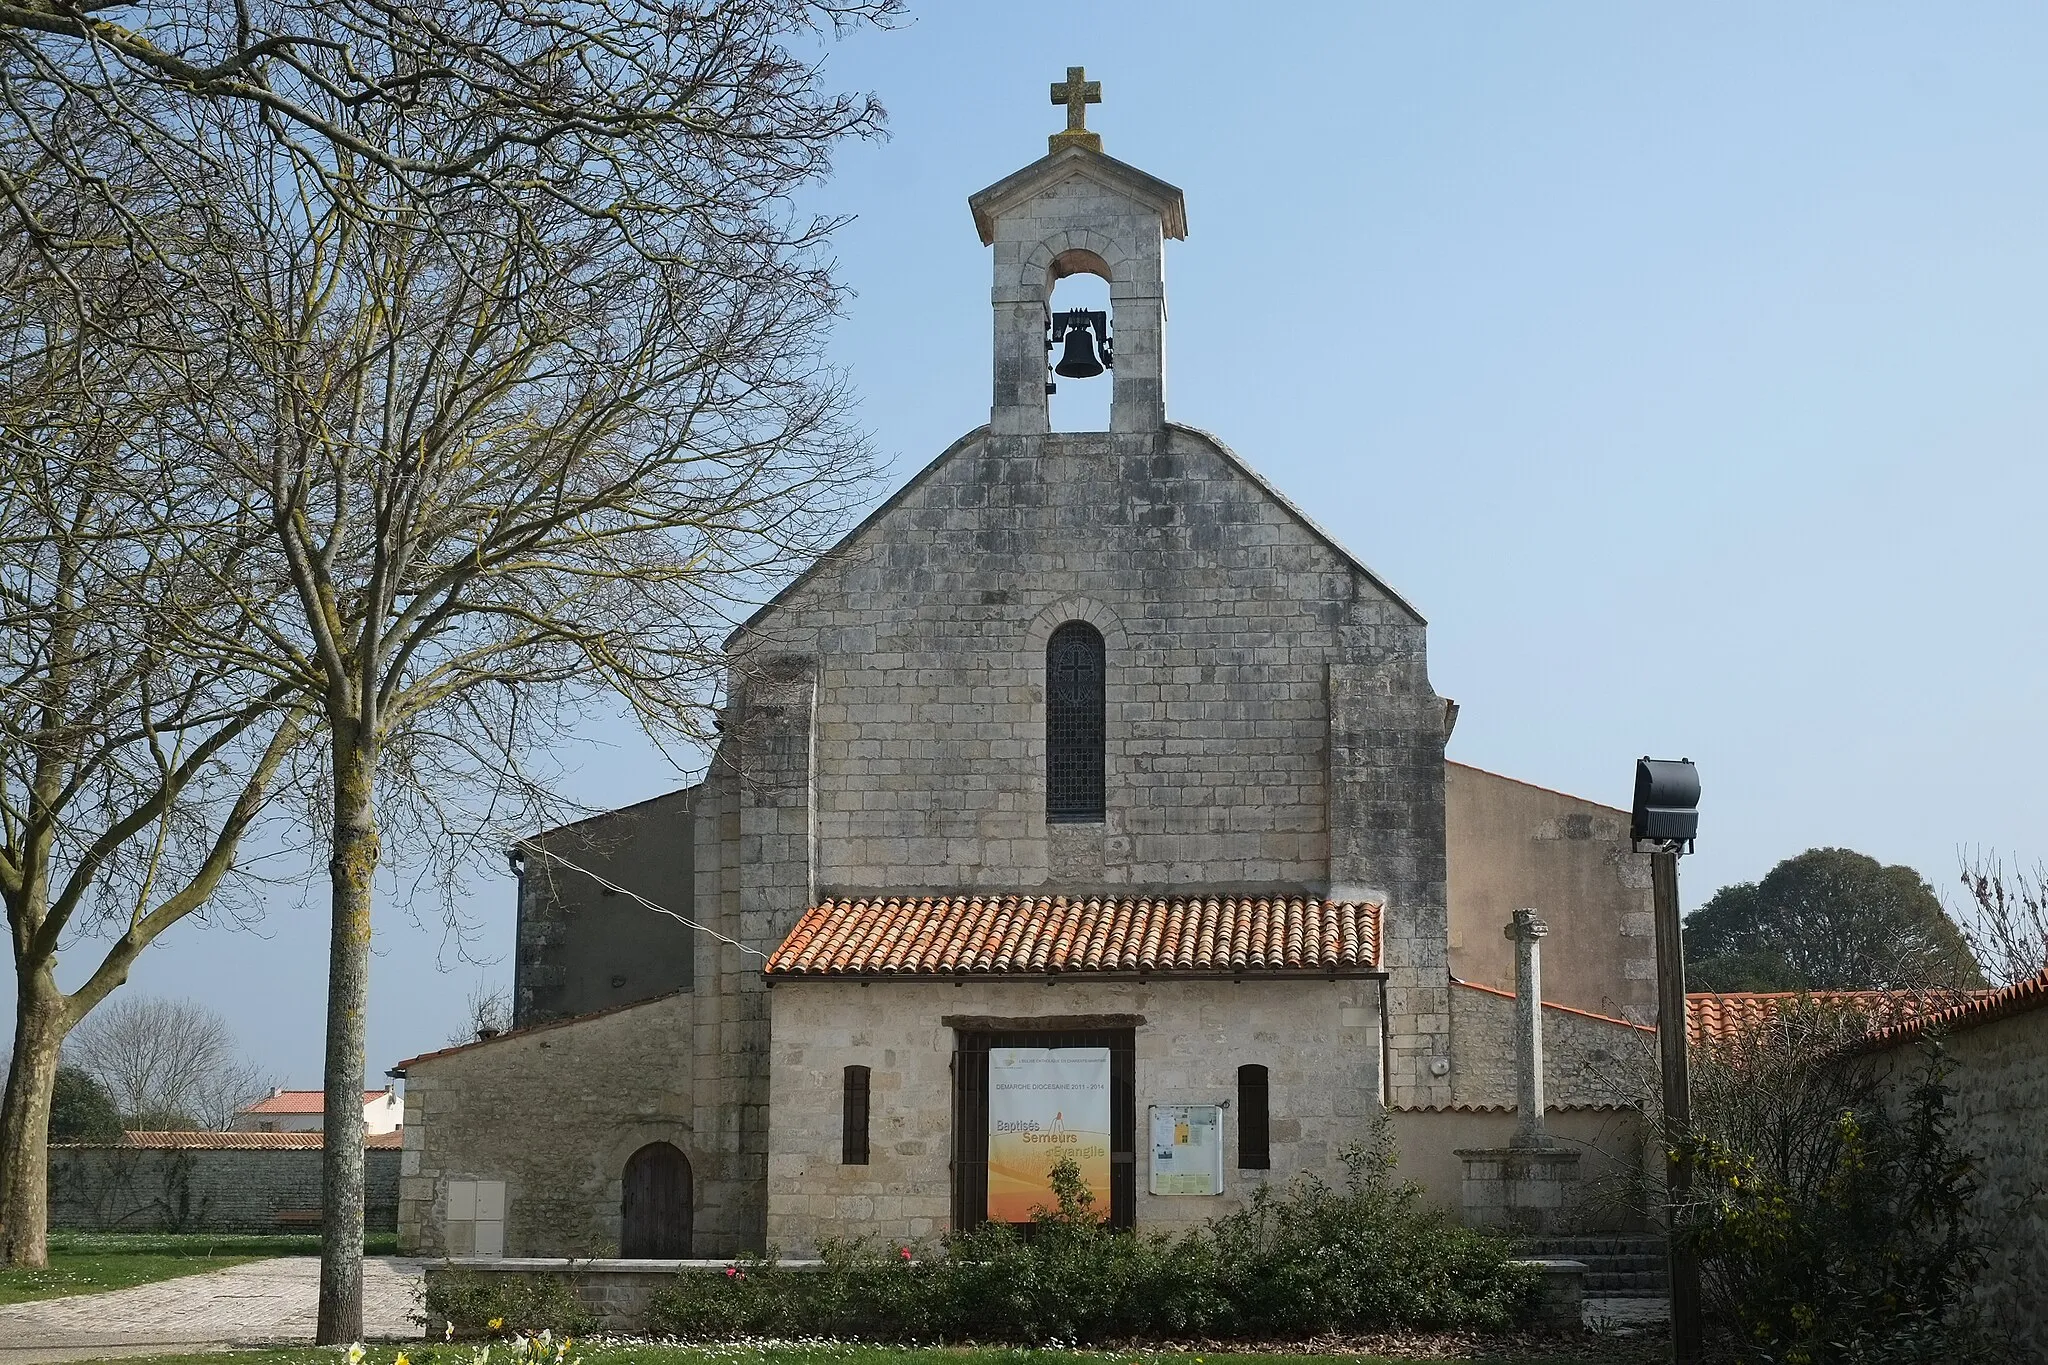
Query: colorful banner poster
[[987, 1046, 1111, 1221]]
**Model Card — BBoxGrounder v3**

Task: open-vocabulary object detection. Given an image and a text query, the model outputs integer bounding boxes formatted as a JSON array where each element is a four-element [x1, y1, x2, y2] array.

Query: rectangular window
[[1237, 1064, 1270, 1170], [842, 1065, 871, 1165]]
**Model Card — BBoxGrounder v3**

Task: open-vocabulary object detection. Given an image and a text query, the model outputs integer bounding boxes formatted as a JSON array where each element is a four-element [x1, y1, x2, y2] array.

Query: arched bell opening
[[1046, 249, 1114, 433]]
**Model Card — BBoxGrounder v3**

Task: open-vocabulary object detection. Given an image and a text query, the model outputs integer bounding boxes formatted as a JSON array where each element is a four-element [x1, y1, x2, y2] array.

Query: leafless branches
[[1953, 850, 2048, 988], [66, 995, 275, 1131]]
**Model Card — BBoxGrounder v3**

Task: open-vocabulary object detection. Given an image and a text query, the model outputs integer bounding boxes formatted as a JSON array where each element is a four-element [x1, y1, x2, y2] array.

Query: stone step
[[1585, 1269, 1670, 1296]]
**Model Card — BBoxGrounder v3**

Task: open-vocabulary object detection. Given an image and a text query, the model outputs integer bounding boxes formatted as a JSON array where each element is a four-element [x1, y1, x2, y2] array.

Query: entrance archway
[[620, 1141, 692, 1257]]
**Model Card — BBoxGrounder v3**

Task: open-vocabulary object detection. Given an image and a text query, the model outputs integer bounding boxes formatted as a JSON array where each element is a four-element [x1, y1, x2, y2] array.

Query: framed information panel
[[1148, 1104, 1225, 1195]]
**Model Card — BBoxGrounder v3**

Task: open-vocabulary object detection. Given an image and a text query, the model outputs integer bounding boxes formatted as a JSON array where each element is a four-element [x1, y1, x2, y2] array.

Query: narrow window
[[1237, 1064, 1270, 1169], [842, 1065, 871, 1165], [1046, 621, 1106, 821]]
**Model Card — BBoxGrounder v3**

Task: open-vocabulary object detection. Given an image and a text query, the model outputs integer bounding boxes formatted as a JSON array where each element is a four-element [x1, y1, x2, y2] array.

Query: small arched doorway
[[620, 1141, 691, 1257]]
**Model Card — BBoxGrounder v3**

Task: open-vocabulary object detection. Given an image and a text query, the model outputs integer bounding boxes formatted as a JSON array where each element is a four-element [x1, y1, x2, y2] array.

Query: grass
[[38, 1346, 1659, 1365], [0, 1231, 402, 1306]]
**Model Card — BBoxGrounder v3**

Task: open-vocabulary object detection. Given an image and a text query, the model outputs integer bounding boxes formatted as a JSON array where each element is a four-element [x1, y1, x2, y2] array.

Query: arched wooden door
[[620, 1141, 691, 1257]]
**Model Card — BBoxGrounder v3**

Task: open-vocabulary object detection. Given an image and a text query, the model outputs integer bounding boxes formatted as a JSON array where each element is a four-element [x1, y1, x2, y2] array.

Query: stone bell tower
[[968, 67, 1187, 435]]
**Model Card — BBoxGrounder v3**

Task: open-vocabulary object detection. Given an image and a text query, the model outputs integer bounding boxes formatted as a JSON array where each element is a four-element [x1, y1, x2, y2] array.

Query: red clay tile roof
[[1852, 968, 2048, 1052], [1685, 989, 1986, 1047], [240, 1089, 390, 1115], [765, 894, 1383, 977], [56, 1130, 402, 1149]]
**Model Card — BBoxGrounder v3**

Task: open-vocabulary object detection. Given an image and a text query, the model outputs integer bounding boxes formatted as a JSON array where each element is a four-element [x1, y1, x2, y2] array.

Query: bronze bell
[[1054, 322, 1105, 379]]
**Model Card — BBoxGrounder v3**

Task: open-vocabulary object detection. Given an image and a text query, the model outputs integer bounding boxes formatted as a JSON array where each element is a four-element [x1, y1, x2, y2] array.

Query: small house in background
[[233, 1085, 402, 1136]]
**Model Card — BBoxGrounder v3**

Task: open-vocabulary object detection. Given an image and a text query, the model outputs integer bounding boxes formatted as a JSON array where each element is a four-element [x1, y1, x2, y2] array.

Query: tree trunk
[[0, 968, 69, 1268], [316, 728, 378, 1344]]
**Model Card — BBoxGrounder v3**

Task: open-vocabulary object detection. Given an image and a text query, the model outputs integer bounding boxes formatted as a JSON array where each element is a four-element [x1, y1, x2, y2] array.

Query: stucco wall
[[49, 1146, 398, 1233], [1388, 1107, 1650, 1232], [765, 976, 1384, 1253], [398, 991, 748, 1258], [1445, 764, 1656, 1023], [514, 788, 697, 1027], [1867, 1007, 2048, 1357]]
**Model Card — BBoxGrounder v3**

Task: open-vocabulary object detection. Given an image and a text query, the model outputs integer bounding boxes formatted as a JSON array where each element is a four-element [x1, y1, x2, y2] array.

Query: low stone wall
[[50, 1144, 399, 1234]]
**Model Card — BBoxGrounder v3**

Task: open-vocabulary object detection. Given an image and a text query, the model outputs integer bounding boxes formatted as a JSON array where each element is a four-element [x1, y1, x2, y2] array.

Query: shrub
[[422, 1268, 597, 1338], [1684, 1024, 1998, 1363], [648, 1129, 1533, 1344]]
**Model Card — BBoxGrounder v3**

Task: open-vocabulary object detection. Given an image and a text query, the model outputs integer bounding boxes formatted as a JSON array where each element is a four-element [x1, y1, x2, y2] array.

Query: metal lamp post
[[1633, 757, 1702, 1365]]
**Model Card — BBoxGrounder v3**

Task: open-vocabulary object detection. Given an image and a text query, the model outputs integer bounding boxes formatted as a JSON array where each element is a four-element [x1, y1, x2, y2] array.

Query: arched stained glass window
[[1046, 621, 1106, 822]]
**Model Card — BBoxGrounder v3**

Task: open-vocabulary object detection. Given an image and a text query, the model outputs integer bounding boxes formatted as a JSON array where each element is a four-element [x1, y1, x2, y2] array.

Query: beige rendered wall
[[1389, 1107, 1651, 1233], [765, 976, 1383, 1254], [1867, 1007, 2048, 1358], [1445, 762, 1656, 1024], [398, 992, 751, 1259]]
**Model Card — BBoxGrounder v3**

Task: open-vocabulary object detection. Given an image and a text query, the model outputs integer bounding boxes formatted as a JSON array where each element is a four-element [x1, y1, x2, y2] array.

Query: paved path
[[0, 1258, 424, 1363]]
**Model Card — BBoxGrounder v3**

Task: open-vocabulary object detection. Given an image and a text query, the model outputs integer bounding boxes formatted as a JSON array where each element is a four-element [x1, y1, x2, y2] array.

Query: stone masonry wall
[[1446, 982, 1657, 1111], [765, 976, 1382, 1254], [399, 992, 747, 1258], [1867, 1006, 2048, 1358], [49, 1146, 398, 1233], [728, 425, 1430, 900], [514, 788, 697, 1027]]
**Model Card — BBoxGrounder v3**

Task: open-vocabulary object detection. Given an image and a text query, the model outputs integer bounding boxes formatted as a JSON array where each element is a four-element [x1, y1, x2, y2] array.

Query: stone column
[[1505, 907, 1549, 1148]]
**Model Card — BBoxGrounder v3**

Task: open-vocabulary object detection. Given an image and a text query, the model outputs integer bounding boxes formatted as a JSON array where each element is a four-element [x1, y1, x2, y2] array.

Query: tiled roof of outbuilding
[[765, 894, 1382, 978], [1685, 989, 1983, 1047], [1852, 968, 2048, 1052], [55, 1130, 404, 1150]]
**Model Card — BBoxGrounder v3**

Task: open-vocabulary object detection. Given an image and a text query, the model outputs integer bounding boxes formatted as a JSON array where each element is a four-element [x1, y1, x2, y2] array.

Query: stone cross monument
[[1505, 906, 1550, 1148]]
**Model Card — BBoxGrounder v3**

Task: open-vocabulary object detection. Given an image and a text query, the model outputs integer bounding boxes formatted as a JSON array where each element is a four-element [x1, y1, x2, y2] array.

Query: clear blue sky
[[12, 3, 2048, 1090]]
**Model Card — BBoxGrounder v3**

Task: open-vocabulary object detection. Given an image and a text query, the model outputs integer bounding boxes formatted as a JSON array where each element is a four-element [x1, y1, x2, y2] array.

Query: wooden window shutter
[[1237, 1063, 1270, 1169], [843, 1065, 871, 1165]]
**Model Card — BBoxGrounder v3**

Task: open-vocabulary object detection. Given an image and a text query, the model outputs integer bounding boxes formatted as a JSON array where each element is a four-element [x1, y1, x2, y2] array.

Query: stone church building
[[393, 81, 1656, 1261]]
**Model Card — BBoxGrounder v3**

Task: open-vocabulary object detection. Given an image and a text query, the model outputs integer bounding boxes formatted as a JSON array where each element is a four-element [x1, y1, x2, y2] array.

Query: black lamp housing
[[1632, 757, 1700, 852]]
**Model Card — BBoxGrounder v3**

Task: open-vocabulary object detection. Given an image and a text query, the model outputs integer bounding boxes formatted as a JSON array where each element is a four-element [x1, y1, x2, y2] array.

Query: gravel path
[[0, 1257, 424, 1364]]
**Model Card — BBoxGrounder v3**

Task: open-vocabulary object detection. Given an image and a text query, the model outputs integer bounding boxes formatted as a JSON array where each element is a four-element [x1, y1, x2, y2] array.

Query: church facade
[[392, 82, 1656, 1260]]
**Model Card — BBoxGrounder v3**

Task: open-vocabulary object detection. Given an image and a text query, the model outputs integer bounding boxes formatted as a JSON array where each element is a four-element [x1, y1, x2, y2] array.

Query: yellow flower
[[488, 1318, 504, 1332], [396, 1353, 410, 1365]]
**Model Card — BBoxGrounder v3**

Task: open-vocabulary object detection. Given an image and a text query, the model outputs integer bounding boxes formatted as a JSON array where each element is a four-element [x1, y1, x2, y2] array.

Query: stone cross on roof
[[1049, 65, 1103, 153]]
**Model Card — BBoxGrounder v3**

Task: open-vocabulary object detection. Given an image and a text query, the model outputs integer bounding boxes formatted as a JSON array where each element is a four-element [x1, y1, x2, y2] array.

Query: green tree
[[47, 1068, 120, 1142], [1685, 847, 1986, 991]]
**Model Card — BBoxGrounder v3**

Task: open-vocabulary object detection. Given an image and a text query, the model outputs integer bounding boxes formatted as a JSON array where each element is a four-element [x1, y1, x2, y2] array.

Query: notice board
[[1148, 1103, 1225, 1195]]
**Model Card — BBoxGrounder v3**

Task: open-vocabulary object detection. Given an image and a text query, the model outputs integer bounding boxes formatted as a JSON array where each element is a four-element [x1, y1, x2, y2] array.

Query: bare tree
[[1953, 850, 2048, 988], [449, 982, 513, 1048], [4, 2, 894, 1335], [66, 995, 273, 1130], [150, 25, 885, 1341], [0, 253, 305, 1266]]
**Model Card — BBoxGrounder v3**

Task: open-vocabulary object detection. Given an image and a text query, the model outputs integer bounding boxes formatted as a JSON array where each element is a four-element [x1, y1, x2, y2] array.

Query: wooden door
[[620, 1141, 691, 1256]]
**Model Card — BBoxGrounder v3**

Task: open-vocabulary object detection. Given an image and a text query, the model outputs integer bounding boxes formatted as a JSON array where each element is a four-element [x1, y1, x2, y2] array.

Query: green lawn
[[50, 1345, 1661, 1365], [0, 1232, 401, 1306]]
